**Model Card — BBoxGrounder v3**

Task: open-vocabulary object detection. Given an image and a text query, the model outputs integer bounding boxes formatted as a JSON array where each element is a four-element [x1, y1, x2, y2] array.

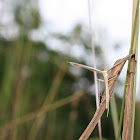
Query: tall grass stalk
[[117, 0, 139, 139], [131, 2, 139, 140], [88, 0, 102, 139], [122, 0, 139, 139]]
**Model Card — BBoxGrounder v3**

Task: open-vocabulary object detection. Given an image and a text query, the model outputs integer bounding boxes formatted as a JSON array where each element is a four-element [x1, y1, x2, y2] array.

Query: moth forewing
[[69, 62, 110, 110], [69, 62, 103, 73]]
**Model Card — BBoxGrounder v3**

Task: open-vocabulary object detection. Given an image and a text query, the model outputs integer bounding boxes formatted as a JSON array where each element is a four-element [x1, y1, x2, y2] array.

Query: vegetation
[[0, 0, 139, 140]]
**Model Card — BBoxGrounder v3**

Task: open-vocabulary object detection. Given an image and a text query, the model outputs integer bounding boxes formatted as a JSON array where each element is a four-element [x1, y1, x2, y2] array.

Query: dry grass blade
[[78, 53, 135, 140]]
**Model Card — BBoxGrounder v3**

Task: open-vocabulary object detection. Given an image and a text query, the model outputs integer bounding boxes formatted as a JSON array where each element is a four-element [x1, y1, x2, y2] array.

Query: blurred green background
[[0, 0, 139, 140]]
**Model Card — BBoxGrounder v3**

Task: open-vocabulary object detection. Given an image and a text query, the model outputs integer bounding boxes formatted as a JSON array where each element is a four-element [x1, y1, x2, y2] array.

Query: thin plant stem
[[131, 3, 139, 140], [87, 0, 100, 96], [117, 0, 139, 139], [122, 0, 139, 139], [131, 42, 138, 140], [87, 0, 102, 139]]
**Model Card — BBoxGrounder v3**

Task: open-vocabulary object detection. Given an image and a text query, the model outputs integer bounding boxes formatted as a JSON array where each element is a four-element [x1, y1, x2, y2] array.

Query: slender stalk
[[131, 2, 139, 140], [88, 0, 102, 139], [131, 43, 138, 140], [117, 1, 139, 139], [122, 0, 139, 139]]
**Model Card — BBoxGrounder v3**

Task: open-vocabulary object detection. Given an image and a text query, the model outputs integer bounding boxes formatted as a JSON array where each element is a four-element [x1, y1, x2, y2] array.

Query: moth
[[69, 53, 135, 113]]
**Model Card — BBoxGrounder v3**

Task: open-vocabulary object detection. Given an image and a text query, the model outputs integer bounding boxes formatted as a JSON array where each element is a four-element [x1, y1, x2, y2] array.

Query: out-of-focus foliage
[[14, 0, 40, 30], [0, 0, 140, 140]]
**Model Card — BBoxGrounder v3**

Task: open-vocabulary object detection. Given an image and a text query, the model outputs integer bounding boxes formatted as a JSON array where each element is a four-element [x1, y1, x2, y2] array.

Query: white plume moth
[[69, 53, 135, 115], [69, 62, 110, 110]]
